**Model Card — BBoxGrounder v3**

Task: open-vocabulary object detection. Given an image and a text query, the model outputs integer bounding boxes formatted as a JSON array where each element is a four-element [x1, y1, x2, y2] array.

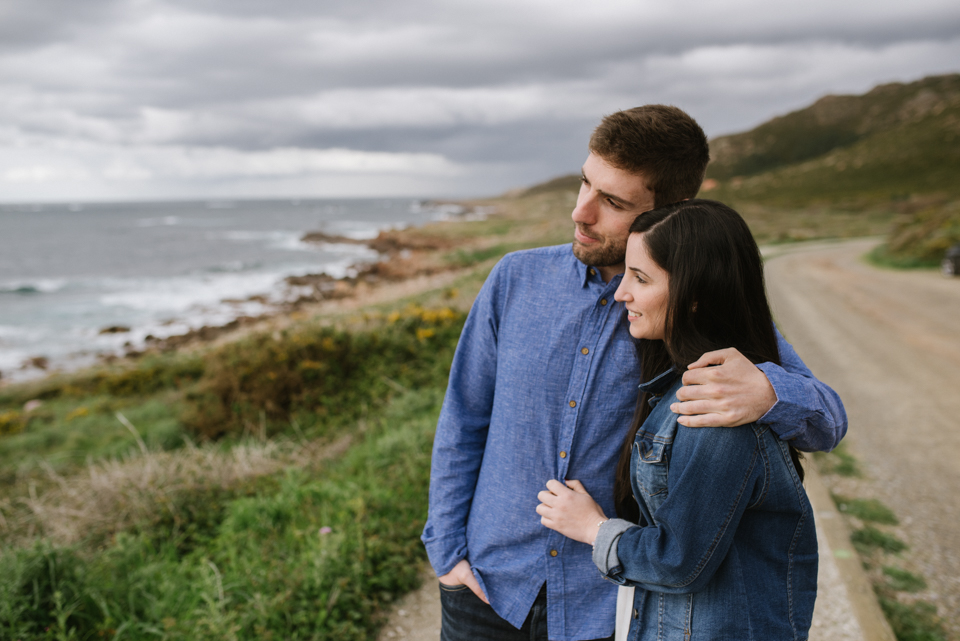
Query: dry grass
[[0, 422, 353, 547]]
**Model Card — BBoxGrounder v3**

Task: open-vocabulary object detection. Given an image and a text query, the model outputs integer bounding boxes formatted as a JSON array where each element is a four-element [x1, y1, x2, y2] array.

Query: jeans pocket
[[438, 582, 471, 593]]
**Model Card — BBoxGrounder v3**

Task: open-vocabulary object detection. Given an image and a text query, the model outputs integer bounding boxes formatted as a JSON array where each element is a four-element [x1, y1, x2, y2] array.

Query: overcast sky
[[1, 0, 959, 202]]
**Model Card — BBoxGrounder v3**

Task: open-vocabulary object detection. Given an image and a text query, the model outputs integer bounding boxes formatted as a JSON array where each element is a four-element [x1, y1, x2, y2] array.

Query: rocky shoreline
[[7, 205, 489, 379]]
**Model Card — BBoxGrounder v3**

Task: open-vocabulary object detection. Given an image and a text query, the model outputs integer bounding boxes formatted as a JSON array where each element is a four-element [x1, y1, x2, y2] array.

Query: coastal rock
[[22, 356, 49, 370], [300, 231, 368, 245], [99, 325, 131, 334]]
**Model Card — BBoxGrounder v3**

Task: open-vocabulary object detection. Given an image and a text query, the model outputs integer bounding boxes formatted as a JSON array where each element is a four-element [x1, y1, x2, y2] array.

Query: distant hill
[[704, 74, 960, 207], [517, 74, 960, 209]]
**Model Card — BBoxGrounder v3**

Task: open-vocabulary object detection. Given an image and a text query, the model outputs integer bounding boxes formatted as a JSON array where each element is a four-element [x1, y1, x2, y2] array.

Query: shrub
[[0, 411, 25, 436], [875, 199, 960, 267], [181, 306, 465, 440]]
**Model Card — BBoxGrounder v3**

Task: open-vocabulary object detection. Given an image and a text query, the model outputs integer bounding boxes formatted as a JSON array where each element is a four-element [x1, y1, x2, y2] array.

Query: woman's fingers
[[538, 489, 557, 506], [544, 478, 566, 494], [565, 479, 588, 494]]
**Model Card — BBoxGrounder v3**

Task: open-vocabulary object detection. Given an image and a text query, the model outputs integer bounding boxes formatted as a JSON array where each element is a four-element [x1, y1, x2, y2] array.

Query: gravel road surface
[[765, 238, 960, 639]]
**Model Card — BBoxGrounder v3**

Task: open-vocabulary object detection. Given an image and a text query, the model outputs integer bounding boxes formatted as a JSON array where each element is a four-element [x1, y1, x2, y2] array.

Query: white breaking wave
[[0, 278, 68, 294]]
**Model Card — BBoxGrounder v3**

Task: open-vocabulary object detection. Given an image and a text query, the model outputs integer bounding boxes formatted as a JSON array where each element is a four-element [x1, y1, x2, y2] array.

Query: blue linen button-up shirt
[[421, 244, 846, 641]]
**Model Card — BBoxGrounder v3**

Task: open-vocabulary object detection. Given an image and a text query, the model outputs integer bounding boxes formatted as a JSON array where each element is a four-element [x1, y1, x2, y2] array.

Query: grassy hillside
[[705, 74, 960, 207], [518, 75, 960, 256]]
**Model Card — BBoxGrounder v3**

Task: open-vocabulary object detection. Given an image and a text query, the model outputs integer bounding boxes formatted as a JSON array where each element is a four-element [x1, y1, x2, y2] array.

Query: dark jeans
[[439, 582, 614, 641]]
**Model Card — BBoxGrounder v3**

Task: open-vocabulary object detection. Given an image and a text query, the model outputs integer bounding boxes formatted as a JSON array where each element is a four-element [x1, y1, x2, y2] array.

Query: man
[[421, 105, 846, 641]]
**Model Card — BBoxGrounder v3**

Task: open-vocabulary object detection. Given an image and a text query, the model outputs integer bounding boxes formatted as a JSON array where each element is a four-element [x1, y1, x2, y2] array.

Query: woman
[[536, 199, 817, 640]]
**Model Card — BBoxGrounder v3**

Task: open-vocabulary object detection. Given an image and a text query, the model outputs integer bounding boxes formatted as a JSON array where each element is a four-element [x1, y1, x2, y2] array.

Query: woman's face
[[614, 233, 670, 340]]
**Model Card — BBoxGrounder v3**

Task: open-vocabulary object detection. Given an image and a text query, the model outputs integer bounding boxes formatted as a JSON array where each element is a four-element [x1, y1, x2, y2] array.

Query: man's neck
[[597, 264, 625, 283]]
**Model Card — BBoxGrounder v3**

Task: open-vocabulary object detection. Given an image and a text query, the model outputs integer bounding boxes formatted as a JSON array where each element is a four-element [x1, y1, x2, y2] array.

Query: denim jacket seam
[[784, 440, 812, 639], [670, 444, 760, 589], [747, 426, 771, 509]]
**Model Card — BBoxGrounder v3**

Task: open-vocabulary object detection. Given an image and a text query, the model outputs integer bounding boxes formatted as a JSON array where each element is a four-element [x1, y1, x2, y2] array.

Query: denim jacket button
[[632, 607, 639, 619]]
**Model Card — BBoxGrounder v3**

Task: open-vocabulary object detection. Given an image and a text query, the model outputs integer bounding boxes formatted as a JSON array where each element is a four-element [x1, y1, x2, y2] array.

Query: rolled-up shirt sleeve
[[592, 518, 635, 579]]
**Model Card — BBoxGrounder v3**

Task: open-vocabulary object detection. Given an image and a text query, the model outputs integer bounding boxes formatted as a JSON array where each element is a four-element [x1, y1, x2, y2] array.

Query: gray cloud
[[1, 0, 959, 201]]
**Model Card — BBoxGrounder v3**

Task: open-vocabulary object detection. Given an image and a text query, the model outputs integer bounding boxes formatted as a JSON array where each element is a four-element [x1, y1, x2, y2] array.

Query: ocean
[[0, 198, 456, 382]]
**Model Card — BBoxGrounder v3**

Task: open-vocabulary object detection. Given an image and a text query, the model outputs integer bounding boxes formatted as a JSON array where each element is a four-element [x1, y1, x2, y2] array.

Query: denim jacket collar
[[638, 367, 681, 406]]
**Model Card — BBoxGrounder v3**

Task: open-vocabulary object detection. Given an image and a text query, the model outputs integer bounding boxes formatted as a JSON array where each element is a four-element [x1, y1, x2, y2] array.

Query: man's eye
[[607, 199, 622, 209]]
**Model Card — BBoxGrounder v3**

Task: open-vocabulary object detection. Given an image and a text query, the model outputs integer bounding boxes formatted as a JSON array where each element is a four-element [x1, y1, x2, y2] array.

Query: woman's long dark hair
[[614, 199, 803, 522]]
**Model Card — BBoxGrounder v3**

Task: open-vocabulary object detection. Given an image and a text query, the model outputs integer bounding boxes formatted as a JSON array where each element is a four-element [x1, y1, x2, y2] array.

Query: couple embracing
[[422, 105, 845, 641]]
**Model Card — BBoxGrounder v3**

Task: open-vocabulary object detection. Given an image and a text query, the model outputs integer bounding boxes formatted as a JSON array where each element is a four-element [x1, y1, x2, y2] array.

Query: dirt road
[[765, 238, 960, 638]]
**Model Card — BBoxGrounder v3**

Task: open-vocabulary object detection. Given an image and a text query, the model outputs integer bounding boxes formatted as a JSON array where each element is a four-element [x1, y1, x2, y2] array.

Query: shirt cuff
[[421, 527, 468, 578], [592, 518, 635, 576], [755, 362, 792, 430]]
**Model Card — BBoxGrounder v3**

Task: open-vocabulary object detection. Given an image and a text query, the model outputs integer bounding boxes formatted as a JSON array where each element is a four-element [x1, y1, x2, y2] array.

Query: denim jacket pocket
[[633, 437, 670, 516]]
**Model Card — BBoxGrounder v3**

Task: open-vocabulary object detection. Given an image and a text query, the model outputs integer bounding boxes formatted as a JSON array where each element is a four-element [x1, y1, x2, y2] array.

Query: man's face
[[571, 153, 655, 279]]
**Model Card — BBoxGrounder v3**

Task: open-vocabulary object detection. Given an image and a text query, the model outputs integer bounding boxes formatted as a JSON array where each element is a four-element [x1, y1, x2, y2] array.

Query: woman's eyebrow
[[628, 266, 650, 279]]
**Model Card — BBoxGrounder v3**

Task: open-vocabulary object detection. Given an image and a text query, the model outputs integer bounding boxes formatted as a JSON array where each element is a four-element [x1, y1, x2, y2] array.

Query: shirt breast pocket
[[611, 336, 641, 377], [634, 437, 670, 516]]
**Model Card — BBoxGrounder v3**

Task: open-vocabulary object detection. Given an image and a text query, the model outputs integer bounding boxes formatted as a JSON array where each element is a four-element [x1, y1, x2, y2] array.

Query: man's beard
[[571, 230, 627, 267]]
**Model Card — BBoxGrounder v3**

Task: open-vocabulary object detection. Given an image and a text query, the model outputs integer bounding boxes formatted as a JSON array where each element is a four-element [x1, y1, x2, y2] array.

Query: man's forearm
[[760, 331, 847, 452]]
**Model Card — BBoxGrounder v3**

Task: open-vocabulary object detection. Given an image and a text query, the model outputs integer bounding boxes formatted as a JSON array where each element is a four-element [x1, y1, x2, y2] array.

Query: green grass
[[0, 386, 444, 641], [0, 299, 475, 639], [852, 525, 908, 555], [820, 446, 946, 641], [0, 395, 183, 479], [832, 494, 900, 525], [814, 441, 861, 477], [866, 244, 942, 270], [883, 567, 928, 593], [877, 597, 948, 641]]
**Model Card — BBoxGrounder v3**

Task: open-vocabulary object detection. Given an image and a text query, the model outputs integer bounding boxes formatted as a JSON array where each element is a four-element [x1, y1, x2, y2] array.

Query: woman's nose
[[614, 282, 630, 302]]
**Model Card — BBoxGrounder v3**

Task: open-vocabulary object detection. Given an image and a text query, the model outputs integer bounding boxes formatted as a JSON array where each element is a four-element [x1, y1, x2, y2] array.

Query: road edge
[[805, 464, 897, 641]]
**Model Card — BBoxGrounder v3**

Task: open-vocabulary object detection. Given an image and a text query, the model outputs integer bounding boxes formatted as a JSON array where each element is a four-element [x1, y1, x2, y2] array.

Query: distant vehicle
[[943, 244, 960, 277]]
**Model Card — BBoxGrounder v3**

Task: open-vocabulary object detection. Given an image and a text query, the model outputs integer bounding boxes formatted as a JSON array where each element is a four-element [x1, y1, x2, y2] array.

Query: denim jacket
[[593, 368, 818, 641]]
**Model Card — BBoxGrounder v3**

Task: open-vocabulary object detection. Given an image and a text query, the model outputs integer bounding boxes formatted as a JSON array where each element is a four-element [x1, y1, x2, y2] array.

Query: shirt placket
[[545, 273, 623, 638]]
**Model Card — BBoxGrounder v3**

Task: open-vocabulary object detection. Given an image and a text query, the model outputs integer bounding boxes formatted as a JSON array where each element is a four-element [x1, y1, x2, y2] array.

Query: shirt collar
[[574, 255, 624, 289], [575, 254, 591, 287], [638, 366, 681, 396]]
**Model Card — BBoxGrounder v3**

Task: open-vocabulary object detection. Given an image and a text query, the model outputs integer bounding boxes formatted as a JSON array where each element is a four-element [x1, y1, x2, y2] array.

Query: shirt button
[[589, 268, 596, 276], [559, 451, 567, 458], [550, 549, 558, 557], [600, 298, 608, 306], [632, 608, 639, 619], [580, 347, 589, 355], [569, 400, 577, 408]]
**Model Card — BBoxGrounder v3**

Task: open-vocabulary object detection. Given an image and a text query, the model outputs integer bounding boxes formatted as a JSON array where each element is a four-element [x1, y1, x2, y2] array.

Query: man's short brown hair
[[589, 105, 709, 208]]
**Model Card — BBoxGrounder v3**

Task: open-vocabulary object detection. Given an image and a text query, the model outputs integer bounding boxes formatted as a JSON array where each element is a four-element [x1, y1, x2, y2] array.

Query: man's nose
[[571, 192, 597, 225]]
